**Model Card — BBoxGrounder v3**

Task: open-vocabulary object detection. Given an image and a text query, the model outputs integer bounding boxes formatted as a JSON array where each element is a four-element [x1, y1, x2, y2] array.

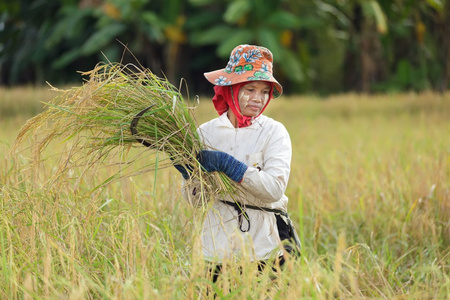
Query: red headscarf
[[212, 82, 273, 128]]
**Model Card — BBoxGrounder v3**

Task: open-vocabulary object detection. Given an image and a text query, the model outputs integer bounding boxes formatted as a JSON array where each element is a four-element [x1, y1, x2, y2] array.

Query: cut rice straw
[[12, 61, 239, 204]]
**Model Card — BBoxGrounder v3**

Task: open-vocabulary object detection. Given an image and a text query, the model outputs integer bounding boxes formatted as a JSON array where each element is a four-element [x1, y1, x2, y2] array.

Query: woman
[[178, 44, 300, 276]]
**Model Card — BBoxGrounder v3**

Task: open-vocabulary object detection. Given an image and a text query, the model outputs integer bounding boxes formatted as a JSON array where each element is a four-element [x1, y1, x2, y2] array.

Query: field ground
[[1, 86, 449, 299]]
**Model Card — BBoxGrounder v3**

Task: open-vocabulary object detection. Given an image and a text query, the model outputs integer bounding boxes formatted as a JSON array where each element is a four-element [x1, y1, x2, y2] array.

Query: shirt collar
[[217, 111, 263, 129]]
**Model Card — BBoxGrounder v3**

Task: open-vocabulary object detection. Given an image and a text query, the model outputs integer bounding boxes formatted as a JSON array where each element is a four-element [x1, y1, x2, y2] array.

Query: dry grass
[[1, 88, 449, 299]]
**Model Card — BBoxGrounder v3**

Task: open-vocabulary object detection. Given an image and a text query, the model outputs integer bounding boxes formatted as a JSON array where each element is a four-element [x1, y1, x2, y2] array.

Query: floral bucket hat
[[204, 44, 283, 98]]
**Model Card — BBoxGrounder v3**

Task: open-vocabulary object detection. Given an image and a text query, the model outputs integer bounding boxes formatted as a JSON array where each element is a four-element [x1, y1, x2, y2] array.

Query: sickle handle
[[130, 105, 155, 148]]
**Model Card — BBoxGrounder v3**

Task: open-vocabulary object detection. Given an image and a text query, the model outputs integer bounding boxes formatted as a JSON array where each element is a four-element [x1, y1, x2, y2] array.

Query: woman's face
[[238, 81, 271, 117]]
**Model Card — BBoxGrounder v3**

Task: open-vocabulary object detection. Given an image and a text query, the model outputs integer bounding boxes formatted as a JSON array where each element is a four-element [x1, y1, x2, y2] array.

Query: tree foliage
[[0, 0, 448, 94]]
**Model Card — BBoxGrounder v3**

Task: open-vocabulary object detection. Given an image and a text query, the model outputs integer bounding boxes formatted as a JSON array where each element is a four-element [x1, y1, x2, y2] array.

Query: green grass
[[1, 86, 449, 299]]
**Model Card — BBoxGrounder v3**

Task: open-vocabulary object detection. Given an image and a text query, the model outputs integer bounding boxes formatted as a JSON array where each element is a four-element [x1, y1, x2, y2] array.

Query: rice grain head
[[12, 62, 239, 203]]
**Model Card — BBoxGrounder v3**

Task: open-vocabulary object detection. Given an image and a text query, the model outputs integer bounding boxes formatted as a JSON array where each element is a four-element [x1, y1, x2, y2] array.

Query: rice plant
[[12, 62, 237, 203]]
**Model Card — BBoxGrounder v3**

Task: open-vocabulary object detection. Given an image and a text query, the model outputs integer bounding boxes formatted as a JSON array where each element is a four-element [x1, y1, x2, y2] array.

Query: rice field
[[0, 86, 449, 299]]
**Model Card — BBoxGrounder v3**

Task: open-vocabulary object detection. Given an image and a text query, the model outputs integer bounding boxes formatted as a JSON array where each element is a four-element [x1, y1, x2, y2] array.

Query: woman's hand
[[196, 150, 248, 183]]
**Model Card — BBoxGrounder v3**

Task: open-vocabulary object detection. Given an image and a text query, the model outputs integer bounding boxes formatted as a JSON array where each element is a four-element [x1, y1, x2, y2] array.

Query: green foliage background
[[1, 0, 449, 94]]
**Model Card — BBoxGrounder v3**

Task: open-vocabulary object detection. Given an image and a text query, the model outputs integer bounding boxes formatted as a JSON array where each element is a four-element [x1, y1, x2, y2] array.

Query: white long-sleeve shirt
[[184, 112, 292, 262]]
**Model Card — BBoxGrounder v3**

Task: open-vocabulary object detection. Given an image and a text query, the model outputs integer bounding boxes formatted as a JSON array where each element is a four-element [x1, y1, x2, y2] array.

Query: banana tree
[[44, 0, 189, 83], [310, 0, 389, 92], [320, 0, 448, 92], [0, 1, 64, 84]]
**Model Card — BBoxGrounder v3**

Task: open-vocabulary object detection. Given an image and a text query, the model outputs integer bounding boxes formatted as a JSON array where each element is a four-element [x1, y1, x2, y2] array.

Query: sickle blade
[[130, 105, 155, 148]]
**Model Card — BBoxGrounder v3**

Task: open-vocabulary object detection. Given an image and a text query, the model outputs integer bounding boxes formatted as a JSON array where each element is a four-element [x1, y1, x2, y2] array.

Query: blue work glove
[[173, 164, 191, 180], [170, 157, 193, 180], [196, 150, 248, 183]]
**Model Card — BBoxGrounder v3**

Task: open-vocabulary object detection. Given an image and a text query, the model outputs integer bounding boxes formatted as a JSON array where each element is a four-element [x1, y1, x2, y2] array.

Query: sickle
[[130, 105, 155, 148]]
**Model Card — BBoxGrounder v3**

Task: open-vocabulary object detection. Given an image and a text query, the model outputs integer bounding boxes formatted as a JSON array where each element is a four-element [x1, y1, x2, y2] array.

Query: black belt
[[219, 200, 302, 251]]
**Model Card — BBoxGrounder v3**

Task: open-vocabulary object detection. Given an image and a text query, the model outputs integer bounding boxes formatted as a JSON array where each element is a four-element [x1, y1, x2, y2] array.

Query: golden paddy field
[[0, 86, 449, 299]]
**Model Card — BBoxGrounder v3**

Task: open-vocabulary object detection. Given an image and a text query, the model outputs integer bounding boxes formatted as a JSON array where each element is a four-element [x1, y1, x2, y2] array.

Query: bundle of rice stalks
[[13, 62, 237, 202]]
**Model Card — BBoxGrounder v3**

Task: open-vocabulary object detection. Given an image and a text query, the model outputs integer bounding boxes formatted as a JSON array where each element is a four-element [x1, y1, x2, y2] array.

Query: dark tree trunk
[[343, 4, 363, 91], [441, 2, 450, 91]]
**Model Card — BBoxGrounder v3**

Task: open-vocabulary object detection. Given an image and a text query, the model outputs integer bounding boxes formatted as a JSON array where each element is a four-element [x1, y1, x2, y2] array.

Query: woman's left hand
[[197, 150, 248, 182]]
